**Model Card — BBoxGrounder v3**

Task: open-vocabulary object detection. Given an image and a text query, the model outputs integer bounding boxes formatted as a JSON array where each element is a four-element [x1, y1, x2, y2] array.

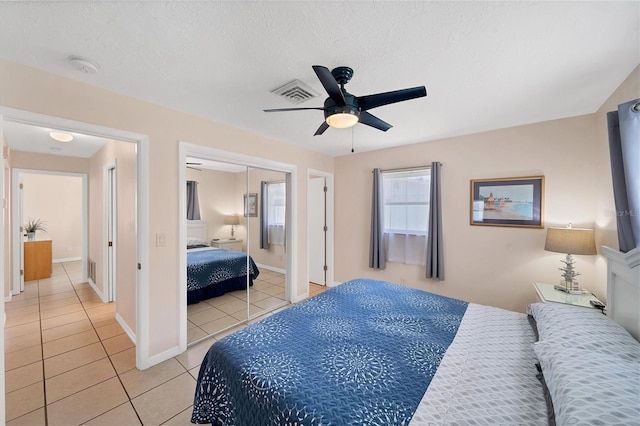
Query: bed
[[192, 273, 639, 424], [187, 220, 259, 305]]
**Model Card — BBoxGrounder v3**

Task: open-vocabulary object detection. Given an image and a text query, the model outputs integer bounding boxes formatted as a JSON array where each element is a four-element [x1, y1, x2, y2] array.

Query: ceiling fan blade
[[312, 65, 346, 106], [264, 107, 325, 112], [359, 111, 393, 132], [357, 86, 427, 111], [314, 121, 330, 136]]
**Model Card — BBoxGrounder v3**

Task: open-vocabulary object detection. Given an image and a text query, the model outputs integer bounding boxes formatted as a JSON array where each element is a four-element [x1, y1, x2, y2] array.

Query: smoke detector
[[68, 56, 99, 74], [271, 79, 319, 105]]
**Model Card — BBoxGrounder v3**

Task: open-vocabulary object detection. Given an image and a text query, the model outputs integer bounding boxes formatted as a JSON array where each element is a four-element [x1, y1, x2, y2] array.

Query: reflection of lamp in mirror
[[544, 224, 597, 293], [224, 215, 240, 240]]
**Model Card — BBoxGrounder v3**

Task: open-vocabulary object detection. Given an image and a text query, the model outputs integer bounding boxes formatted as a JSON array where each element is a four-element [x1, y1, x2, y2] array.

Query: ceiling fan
[[264, 65, 427, 136]]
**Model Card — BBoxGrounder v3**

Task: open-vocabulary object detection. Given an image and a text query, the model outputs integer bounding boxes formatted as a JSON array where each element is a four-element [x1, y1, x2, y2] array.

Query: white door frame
[[11, 169, 88, 294], [0, 107, 150, 371], [177, 142, 298, 351], [307, 169, 335, 290]]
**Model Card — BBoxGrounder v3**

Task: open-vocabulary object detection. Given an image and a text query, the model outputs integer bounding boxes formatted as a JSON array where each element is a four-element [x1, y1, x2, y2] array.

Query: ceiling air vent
[[271, 79, 319, 105]]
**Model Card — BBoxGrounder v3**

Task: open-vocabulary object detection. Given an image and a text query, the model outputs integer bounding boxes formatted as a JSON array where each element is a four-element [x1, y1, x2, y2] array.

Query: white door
[[308, 176, 326, 285], [18, 177, 24, 292], [106, 165, 116, 302]]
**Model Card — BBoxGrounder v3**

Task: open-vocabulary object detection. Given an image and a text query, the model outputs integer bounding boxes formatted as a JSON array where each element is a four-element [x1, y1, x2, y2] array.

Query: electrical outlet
[[156, 233, 166, 247]]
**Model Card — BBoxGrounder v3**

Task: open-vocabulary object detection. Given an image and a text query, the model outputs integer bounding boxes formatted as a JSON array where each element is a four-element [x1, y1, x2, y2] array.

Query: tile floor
[[4, 261, 328, 425], [186, 269, 289, 345]]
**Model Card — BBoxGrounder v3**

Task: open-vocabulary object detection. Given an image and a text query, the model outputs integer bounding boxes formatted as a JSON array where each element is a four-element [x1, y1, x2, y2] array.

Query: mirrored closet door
[[186, 159, 289, 346]]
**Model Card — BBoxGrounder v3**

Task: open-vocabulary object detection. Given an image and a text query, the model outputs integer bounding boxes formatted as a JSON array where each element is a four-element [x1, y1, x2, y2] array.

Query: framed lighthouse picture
[[470, 176, 544, 228]]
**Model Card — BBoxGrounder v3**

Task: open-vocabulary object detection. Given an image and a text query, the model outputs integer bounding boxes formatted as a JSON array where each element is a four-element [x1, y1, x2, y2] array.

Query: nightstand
[[533, 282, 604, 310], [210, 239, 243, 251]]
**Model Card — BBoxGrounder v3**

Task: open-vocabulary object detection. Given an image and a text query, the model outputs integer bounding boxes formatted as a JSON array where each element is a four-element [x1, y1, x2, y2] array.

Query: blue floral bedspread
[[191, 278, 468, 425], [187, 248, 259, 292]]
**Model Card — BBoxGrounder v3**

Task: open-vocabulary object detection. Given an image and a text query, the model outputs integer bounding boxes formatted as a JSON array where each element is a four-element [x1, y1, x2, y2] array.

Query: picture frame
[[470, 176, 544, 228], [244, 193, 258, 217]]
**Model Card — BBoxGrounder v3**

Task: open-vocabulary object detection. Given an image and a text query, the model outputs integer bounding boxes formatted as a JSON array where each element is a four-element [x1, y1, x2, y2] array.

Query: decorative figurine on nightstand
[[559, 255, 581, 293]]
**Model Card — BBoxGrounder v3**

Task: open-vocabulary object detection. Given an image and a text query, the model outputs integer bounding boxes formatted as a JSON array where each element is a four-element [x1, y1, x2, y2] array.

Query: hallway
[[4, 261, 194, 424], [4, 261, 329, 424]]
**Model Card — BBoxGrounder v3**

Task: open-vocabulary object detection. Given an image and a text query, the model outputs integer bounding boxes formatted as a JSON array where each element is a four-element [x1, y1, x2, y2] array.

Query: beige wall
[[11, 151, 90, 174], [0, 60, 334, 360], [89, 139, 137, 333], [22, 173, 82, 260], [334, 66, 640, 313], [186, 168, 239, 242]]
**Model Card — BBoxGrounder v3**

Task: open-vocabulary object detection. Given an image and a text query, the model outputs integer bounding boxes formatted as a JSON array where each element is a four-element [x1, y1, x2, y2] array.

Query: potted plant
[[24, 218, 46, 240]]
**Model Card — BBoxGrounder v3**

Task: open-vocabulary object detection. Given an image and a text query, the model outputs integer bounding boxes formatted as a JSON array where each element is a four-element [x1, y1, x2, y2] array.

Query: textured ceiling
[[0, 1, 638, 157]]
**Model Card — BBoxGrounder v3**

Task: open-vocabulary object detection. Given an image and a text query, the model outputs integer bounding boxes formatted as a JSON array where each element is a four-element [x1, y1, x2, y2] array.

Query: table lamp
[[544, 225, 597, 293], [224, 215, 240, 240]]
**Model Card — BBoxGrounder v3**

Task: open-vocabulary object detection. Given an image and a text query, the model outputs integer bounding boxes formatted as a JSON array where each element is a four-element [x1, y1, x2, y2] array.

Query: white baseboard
[[256, 263, 286, 275], [291, 292, 309, 303], [87, 278, 107, 303], [143, 345, 183, 370], [53, 256, 82, 264], [4, 292, 12, 303], [115, 312, 136, 344]]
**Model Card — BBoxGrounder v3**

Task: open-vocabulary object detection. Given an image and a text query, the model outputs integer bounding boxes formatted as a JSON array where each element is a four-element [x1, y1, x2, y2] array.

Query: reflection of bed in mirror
[[187, 220, 259, 305]]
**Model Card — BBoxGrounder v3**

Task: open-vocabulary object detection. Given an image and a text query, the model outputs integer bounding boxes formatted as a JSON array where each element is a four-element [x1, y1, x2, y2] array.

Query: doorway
[[0, 106, 150, 370], [12, 170, 87, 296], [307, 169, 335, 289]]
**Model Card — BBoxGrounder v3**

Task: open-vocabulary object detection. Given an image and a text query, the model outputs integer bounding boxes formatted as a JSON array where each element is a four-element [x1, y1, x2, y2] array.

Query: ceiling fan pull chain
[[351, 127, 355, 153]]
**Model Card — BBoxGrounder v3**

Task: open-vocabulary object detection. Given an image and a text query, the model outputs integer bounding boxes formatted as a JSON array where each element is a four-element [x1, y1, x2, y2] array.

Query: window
[[382, 169, 430, 265], [266, 182, 286, 245]]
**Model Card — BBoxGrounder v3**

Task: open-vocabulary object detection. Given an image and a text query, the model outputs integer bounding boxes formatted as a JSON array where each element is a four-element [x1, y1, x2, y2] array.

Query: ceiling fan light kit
[[326, 111, 359, 128], [264, 65, 426, 136]]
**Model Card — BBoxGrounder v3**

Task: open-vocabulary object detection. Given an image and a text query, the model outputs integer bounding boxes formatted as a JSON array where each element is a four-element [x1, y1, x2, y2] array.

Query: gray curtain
[[369, 168, 386, 269], [259, 181, 269, 249], [426, 162, 444, 279], [186, 180, 201, 220], [607, 98, 640, 252]]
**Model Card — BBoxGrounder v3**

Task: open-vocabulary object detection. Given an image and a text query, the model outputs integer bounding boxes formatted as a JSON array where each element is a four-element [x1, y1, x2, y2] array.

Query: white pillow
[[187, 237, 207, 247], [534, 343, 640, 425], [527, 302, 640, 361]]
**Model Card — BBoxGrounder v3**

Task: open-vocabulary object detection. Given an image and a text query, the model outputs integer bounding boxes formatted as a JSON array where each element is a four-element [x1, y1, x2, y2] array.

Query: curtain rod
[[371, 163, 442, 173]]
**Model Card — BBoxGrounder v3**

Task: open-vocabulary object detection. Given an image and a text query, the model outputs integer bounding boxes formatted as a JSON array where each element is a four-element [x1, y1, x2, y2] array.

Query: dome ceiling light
[[49, 132, 74, 142]]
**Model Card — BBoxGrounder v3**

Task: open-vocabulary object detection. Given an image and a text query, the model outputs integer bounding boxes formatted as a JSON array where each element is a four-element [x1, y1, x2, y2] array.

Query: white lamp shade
[[224, 215, 240, 225], [544, 227, 597, 255]]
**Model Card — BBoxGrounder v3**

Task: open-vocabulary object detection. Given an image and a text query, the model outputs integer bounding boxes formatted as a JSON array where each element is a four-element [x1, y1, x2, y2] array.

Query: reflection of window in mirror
[[266, 182, 286, 245]]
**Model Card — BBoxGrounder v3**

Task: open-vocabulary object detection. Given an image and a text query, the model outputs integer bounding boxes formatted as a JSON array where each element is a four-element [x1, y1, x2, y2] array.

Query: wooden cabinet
[[24, 239, 52, 281], [210, 239, 243, 251]]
